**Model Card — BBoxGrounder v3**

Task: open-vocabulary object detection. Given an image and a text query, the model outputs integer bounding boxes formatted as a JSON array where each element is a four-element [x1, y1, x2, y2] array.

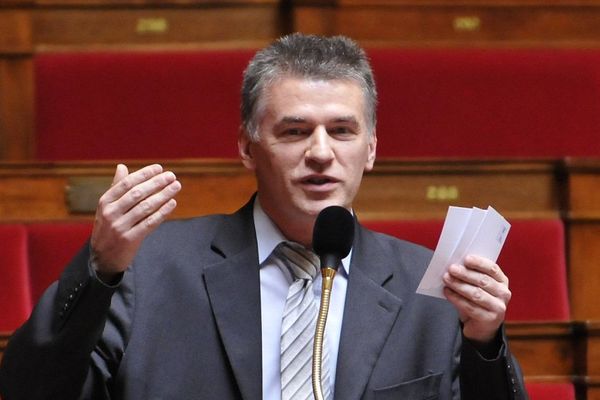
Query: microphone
[[313, 205, 355, 270], [311, 206, 354, 400]]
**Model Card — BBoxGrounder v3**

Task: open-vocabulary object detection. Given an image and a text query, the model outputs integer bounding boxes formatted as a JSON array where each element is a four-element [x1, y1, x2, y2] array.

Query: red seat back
[[363, 218, 569, 321], [35, 51, 254, 160], [0, 225, 32, 331], [34, 49, 600, 160], [27, 223, 93, 303], [525, 382, 575, 400], [372, 48, 600, 158]]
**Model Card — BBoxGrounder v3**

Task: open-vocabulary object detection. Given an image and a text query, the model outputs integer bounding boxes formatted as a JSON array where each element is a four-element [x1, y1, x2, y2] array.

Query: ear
[[365, 133, 377, 171], [238, 127, 256, 171]]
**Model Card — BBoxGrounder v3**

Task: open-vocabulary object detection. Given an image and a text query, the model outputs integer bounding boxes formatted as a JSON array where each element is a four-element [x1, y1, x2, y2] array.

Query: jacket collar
[[204, 197, 263, 400]]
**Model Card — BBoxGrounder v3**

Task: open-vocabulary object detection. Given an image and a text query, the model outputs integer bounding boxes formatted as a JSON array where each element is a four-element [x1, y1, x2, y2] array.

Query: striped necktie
[[272, 241, 332, 400]]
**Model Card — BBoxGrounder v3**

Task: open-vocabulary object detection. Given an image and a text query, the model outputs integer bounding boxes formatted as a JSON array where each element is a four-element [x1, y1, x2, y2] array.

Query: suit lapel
[[334, 224, 404, 400], [203, 201, 263, 400]]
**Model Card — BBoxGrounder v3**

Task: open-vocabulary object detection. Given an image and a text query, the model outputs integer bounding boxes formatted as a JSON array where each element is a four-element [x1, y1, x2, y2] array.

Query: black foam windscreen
[[312, 206, 355, 270]]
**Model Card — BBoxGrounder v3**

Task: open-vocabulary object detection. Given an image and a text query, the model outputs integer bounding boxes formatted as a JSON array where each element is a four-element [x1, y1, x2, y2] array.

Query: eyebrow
[[330, 116, 359, 126], [277, 115, 360, 125], [279, 116, 307, 125]]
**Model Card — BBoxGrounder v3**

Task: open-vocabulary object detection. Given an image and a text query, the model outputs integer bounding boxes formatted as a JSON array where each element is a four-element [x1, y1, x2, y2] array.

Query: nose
[[305, 126, 334, 164]]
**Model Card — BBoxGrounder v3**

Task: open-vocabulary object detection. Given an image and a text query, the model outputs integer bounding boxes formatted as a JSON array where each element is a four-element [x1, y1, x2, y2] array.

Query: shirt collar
[[253, 197, 352, 275]]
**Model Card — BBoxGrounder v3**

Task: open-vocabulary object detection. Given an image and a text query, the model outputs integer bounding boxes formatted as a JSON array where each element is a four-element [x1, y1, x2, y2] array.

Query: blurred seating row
[[0, 222, 92, 331], [29, 49, 600, 161], [0, 218, 569, 331], [2, 47, 600, 161], [0, 218, 574, 399]]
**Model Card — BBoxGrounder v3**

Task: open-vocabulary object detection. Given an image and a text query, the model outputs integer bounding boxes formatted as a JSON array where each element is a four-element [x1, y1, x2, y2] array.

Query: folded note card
[[416, 206, 510, 299]]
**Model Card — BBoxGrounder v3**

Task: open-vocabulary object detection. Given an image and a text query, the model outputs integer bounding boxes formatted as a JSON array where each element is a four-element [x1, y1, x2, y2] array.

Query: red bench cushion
[[35, 49, 600, 160], [35, 51, 254, 160], [372, 48, 600, 158]]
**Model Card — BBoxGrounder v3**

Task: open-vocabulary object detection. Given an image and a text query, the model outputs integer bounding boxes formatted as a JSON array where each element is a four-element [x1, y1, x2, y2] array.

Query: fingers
[[91, 164, 182, 275], [99, 166, 181, 233], [102, 164, 163, 204], [111, 163, 129, 186], [442, 255, 511, 342], [444, 258, 511, 305], [119, 177, 181, 230], [464, 255, 509, 286], [443, 271, 507, 317]]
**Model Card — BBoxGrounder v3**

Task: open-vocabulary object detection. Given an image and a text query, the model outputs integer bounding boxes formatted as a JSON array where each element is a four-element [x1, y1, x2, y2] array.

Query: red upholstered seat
[[27, 223, 93, 303], [525, 382, 575, 400], [362, 218, 569, 321], [372, 48, 600, 158], [0, 225, 32, 331], [35, 49, 600, 160], [35, 51, 254, 160]]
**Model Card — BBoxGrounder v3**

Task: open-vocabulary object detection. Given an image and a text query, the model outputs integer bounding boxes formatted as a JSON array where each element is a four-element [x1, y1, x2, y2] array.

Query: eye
[[279, 127, 312, 139], [286, 128, 306, 136], [328, 126, 355, 137]]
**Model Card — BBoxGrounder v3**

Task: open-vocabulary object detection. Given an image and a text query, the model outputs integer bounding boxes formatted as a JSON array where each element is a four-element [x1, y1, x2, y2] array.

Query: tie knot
[[273, 241, 320, 281]]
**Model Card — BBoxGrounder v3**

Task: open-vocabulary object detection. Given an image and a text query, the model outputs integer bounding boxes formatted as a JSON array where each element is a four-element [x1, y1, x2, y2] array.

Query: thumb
[[112, 163, 129, 186]]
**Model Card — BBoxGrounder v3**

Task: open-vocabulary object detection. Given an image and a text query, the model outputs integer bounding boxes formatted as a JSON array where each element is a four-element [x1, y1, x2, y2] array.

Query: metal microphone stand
[[312, 266, 336, 400]]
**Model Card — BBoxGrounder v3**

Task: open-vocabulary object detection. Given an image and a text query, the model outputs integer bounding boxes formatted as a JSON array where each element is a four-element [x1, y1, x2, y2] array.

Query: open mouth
[[300, 175, 339, 190], [305, 177, 332, 185]]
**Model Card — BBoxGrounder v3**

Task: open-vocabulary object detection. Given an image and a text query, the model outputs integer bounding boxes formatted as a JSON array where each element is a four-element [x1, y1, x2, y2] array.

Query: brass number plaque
[[453, 16, 481, 32], [426, 185, 460, 202], [66, 177, 112, 214], [136, 18, 169, 34]]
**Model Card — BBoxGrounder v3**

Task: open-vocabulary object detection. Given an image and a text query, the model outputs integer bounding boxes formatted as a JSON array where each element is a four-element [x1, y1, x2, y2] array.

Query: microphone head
[[312, 206, 355, 270]]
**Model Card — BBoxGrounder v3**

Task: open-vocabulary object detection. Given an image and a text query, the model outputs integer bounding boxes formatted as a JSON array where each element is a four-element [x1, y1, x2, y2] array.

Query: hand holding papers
[[417, 206, 510, 299]]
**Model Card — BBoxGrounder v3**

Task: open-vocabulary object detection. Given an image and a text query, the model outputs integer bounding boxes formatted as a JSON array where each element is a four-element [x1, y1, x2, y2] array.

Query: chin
[[300, 199, 348, 217]]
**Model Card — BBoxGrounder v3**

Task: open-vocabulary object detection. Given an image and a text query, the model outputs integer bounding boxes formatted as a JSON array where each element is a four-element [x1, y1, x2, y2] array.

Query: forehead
[[260, 77, 366, 122]]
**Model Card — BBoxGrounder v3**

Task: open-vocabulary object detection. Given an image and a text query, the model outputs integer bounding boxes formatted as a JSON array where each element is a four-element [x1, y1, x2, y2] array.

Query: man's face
[[239, 77, 377, 238]]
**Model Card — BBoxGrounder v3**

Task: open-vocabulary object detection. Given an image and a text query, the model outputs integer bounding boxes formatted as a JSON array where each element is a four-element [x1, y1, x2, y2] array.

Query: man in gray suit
[[0, 33, 527, 399]]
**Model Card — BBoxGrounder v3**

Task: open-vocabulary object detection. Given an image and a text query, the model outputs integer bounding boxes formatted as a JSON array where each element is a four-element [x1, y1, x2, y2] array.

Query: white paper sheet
[[416, 206, 511, 299]]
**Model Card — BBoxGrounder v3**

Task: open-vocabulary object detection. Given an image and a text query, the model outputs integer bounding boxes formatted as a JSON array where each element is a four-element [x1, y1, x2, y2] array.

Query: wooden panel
[[355, 159, 561, 220], [507, 322, 581, 379], [293, 1, 600, 48], [0, 10, 34, 161], [0, 10, 33, 54], [0, 161, 256, 221], [33, 5, 285, 50], [569, 161, 600, 220], [569, 224, 600, 320], [582, 322, 600, 400], [0, 159, 560, 222], [567, 159, 600, 321], [0, 58, 34, 160]]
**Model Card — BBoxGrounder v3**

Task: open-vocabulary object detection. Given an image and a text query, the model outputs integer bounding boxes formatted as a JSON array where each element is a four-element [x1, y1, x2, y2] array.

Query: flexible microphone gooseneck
[[311, 206, 354, 400]]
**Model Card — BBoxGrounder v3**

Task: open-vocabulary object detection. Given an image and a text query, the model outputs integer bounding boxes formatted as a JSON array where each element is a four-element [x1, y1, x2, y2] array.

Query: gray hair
[[241, 33, 377, 141]]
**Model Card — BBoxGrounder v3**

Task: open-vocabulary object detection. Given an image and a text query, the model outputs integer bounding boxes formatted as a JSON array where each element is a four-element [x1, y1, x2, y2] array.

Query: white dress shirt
[[253, 198, 351, 400]]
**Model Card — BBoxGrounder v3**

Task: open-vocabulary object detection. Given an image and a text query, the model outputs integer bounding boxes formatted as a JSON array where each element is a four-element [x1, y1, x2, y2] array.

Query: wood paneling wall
[[293, 0, 600, 48], [0, 159, 563, 222]]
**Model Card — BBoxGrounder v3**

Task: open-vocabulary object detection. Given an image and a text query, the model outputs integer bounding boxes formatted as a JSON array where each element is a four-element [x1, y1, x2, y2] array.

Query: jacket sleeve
[[459, 326, 529, 400], [0, 243, 133, 400]]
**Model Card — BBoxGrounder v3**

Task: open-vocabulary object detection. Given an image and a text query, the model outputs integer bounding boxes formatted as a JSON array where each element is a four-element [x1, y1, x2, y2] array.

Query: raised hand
[[90, 164, 181, 279], [443, 255, 512, 344]]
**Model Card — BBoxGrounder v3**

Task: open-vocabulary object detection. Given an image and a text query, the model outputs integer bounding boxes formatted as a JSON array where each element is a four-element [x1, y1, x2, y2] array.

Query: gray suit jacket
[[0, 199, 527, 399]]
